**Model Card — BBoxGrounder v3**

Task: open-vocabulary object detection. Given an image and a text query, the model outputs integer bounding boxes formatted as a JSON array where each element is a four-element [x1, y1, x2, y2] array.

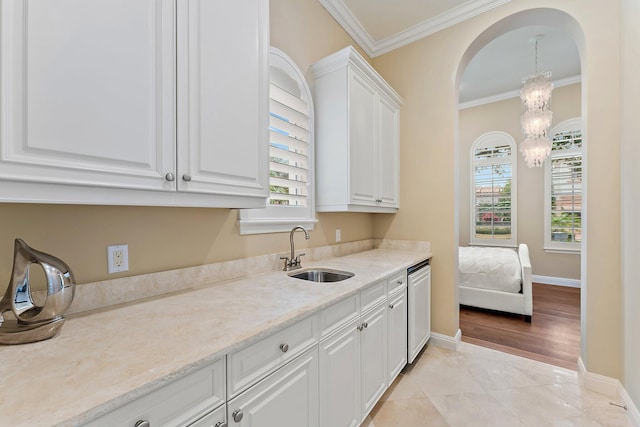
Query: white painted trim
[[318, 0, 512, 58], [578, 357, 619, 396], [532, 275, 581, 288], [459, 75, 582, 109], [429, 329, 462, 351], [578, 358, 640, 426]]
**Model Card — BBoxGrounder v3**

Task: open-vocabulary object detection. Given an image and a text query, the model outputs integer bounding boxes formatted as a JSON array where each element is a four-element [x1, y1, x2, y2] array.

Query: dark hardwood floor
[[459, 283, 581, 370]]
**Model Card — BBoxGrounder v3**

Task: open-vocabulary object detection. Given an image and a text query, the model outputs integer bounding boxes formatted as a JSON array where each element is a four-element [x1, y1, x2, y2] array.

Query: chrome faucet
[[281, 226, 310, 271]]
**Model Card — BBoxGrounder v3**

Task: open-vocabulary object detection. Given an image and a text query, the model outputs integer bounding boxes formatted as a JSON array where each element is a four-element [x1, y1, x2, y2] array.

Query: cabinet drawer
[[361, 279, 386, 313], [227, 314, 318, 398], [319, 294, 359, 339], [84, 358, 225, 427], [387, 271, 407, 295]]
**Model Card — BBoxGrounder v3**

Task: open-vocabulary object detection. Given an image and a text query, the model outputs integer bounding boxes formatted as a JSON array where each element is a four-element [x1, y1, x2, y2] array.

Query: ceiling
[[318, 0, 581, 105]]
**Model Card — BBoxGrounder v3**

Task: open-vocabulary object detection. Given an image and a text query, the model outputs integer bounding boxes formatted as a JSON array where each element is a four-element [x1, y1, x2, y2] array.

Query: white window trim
[[469, 131, 518, 247], [544, 118, 582, 254], [239, 47, 317, 235]]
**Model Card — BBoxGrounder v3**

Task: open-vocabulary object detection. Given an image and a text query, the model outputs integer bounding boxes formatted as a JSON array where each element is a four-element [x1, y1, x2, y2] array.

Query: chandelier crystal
[[520, 136, 552, 168], [520, 36, 553, 168], [520, 71, 553, 110]]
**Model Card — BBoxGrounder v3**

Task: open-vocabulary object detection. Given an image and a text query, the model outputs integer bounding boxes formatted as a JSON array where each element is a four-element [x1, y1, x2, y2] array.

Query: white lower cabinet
[[189, 404, 227, 427], [387, 288, 408, 384], [226, 347, 319, 427], [408, 263, 431, 364], [318, 280, 389, 427], [360, 302, 388, 417], [83, 357, 226, 427], [83, 266, 424, 427], [318, 318, 361, 427]]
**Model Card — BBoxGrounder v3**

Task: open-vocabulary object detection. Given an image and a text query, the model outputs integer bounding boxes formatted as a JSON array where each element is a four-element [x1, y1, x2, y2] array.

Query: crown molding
[[319, 0, 513, 58], [459, 75, 582, 109]]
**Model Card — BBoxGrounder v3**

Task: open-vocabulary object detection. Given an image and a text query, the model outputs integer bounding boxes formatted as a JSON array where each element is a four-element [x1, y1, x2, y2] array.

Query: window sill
[[543, 246, 581, 255], [238, 217, 318, 235]]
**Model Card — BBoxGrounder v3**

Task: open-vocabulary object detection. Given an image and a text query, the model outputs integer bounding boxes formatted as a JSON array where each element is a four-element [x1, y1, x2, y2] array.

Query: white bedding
[[458, 246, 522, 293]]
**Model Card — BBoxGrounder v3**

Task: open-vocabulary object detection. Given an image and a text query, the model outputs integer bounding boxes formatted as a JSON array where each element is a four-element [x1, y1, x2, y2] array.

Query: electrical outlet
[[107, 244, 129, 274], [336, 228, 341, 242]]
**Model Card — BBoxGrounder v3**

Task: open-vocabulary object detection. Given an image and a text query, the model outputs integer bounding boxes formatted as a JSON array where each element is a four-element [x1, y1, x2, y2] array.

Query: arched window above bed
[[470, 131, 518, 247]]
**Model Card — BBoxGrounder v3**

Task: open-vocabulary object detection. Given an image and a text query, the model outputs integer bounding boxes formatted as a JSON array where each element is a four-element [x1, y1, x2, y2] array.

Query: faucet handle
[[279, 256, 291, 271], [294, 253, 306, 266]]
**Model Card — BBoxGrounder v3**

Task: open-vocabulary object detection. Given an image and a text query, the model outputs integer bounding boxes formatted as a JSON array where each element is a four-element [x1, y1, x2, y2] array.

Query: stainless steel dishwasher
[[407, 258, 431, 363]]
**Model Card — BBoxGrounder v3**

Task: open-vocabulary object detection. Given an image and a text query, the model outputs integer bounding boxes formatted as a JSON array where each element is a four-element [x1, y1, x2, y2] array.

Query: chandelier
[[520, 37, 553, 167]]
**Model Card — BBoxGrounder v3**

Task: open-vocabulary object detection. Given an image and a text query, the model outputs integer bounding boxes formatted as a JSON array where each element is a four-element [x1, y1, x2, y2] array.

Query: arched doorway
[[454, 8, 586, 366]]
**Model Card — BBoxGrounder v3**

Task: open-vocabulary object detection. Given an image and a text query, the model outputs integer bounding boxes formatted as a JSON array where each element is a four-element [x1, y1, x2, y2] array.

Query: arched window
[[545, 118, 582, 252], [240, 47, 317, 234], [470, 132, 517, 246]]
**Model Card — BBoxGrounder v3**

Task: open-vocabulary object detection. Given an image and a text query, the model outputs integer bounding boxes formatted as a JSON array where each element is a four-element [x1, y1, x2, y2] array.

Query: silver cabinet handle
[[389, 304, 395, 309], [182, 173, 192, 182], [232, 409, 244, 422], [214, 422, 228, 427], [279, 343, 289, 353], [134, 421, 150, 427], [165, 173, 175, 182]]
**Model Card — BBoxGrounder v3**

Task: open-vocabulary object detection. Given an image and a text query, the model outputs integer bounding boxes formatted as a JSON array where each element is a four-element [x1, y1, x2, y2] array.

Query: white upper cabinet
[[0, 0, 269, 208], [312, 46, 403, 213], [176, 0, 269, 200]]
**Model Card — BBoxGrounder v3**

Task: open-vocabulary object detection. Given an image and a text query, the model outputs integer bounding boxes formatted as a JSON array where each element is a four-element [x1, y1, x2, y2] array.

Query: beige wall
[[0, 0, 373, 293], [458, 83, 581, 280], [373, 1, 622, 379]]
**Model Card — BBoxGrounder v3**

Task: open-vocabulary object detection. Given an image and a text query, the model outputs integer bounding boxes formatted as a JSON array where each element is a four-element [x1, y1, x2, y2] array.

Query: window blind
[[550, 130, 582, 244], [268, 82, 310, 206]]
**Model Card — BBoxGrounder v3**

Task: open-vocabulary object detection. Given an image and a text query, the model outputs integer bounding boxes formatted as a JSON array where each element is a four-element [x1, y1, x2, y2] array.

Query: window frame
[[239, 47, 317, 235], [469, 131, 518, 247], [544, 118, 582, 253]]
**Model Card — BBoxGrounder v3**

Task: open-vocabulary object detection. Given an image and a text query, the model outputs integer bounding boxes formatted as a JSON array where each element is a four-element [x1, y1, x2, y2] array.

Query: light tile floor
[[361, 343, 631, 427]]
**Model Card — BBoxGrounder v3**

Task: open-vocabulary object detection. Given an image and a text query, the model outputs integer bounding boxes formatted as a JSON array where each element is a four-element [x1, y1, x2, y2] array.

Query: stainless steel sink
[[288, 268, 354, 283]]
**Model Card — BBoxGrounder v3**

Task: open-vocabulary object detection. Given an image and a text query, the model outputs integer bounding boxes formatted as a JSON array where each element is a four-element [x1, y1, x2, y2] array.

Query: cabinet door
[[360, 303, 387, 418], [387, 289, 408, 384], [0, 0, 176, 192], [377, 95, 400, 208], [189, 404, 226, 427], [227, 347, 318, 427], [176, 0, 269, 203], [319, 319, 361, 427], [348, 68, 377, 206], [408, 267, 431, 364]]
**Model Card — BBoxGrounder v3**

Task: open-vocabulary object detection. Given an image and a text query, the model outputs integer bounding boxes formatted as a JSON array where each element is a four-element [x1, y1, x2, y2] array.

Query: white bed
[[458, 243, 533, 322]]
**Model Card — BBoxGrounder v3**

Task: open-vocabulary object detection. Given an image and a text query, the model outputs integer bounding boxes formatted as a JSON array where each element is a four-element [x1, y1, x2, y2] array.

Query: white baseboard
[[532, 275, 581, 288], [429, 328, 462, 351], [578, 358, 640, 426]]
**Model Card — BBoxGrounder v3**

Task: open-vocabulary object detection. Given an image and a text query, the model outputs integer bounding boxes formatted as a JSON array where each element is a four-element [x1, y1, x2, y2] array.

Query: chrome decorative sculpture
[[0, 239, 76, 344]]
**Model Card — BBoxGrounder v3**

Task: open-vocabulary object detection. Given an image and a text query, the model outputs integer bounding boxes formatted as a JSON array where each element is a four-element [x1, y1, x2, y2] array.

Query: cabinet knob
[[357, 324, 364, 331], [214, 422, 228, 427], [279, 343, 289, 353], [182, 173, 192, 182], [134, 421, 150, 427], [164, 172, 175, 182], [232, 409, 244, 422], [389, 304, 395, 309], [363, 322, 368, 329], [376, 199, 382, 203], [397, 280, 403, 285]]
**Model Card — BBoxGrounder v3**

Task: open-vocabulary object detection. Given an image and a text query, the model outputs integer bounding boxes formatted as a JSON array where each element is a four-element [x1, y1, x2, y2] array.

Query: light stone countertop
[[0, 247, 430, 427]]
